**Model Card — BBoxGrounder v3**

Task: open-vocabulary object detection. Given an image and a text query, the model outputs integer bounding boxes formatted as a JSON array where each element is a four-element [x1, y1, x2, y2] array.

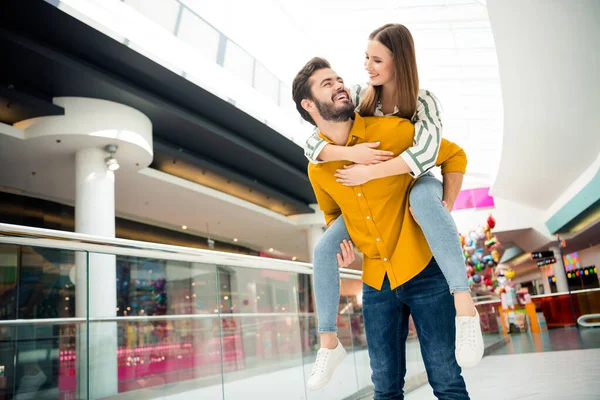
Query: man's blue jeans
[[362, 258, 470, 400]]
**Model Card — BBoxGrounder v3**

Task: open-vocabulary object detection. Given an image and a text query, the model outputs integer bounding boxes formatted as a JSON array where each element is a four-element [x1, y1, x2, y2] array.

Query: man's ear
[[301, 98, 315, 113]]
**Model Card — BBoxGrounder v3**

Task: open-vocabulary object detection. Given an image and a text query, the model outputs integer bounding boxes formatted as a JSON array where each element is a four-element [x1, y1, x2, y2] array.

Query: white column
[[306, 225, 324, 262], [541, 266, 552, 294], [15, 97, 152, 399], [75, 148, 118, 399], [550, 245, 569, 293]]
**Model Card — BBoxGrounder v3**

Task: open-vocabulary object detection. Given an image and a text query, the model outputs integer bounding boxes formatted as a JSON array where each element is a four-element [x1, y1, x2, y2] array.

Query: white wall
[[487, 0, 600, 210], [452, 197, 551, 238]]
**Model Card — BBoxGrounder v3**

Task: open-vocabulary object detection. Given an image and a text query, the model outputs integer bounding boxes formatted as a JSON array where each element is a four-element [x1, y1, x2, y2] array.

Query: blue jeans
[[363, 259, 469, 399], [312, 173, 468, 333]]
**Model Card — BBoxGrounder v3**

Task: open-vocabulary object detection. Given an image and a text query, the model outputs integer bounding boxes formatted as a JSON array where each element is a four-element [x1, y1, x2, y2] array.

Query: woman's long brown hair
[[359, 24, 419, 120]]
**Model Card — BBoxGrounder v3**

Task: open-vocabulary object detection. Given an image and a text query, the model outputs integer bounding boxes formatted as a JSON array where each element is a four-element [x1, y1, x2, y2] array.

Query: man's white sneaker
[[455, 308, 484, 368], [307, 339, 347, 391]]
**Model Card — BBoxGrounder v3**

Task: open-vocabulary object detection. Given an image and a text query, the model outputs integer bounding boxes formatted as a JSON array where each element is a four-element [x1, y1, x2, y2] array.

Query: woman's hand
[[335, 164, 374, 186], [347, 142, 394, 165]]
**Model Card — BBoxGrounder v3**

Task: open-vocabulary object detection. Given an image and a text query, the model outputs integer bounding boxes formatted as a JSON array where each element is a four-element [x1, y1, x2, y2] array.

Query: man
[[292, 57, 470, 399]]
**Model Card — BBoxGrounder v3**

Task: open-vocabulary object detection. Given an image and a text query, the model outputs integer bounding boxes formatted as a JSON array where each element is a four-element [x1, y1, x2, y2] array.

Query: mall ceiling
[[0, 0, 315, 214]]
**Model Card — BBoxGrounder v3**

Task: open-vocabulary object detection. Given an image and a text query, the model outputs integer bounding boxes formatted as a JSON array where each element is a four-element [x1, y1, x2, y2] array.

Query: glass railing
[[0, 223, 515, 399], [1, 223, 375, 399], [51, 0, 310, 145]]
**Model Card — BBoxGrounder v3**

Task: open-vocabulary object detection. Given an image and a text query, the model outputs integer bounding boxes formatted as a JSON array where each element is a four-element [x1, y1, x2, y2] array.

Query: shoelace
[[310, 349, 330, 376], [457, 318, 476, 348]]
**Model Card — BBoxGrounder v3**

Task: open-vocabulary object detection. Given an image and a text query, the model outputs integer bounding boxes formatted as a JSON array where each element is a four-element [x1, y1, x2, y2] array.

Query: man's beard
[[314, 98, 355, 122]]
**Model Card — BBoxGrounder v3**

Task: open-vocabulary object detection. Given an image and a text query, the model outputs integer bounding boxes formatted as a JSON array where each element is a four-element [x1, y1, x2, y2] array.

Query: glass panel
[[219, 265, 305, 398], [279, 83, 296, 113], [87, 254, 221, 398], [125, 0, 181, 34], [177, 7, 220, 62], [0, 245, 84, 399], [301, 275, 362, 400], [253, 63, 280, 105], [342, 277, 371, 396], [223, 40, 254, 86]]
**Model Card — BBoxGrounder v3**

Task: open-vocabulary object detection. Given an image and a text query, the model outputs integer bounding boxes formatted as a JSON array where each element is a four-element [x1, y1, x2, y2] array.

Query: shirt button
[[383, 258, 388, 262], [376, 238, 380, 242], [366, 216, 370, 220], [357, 193, 361, 197]]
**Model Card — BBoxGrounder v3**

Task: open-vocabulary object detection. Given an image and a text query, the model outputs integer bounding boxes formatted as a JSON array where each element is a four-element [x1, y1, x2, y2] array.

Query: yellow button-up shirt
[[307, 114, 467, 290]]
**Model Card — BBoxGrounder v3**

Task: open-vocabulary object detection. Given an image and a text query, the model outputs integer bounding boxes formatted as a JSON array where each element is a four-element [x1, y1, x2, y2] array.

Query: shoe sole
[[456, 340, 485, 369]]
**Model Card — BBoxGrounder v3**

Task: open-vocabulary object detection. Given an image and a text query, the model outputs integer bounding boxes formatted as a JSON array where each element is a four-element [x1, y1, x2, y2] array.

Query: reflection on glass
[[125, 0, 181, 34], [0, 243, 373, 399], [90, 255, 221, 397], [178, 7, 221, 62], [0, 244, 81, 399], [223, 41, 254, 86], [300, 276, 366, 400], [254, 63, 280, 105], [279, 83, 296, 113], [218, 265, 305, 398]]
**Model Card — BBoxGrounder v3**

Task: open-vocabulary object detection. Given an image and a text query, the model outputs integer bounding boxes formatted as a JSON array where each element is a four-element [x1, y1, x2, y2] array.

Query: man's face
[[308, 68, 354, 122]]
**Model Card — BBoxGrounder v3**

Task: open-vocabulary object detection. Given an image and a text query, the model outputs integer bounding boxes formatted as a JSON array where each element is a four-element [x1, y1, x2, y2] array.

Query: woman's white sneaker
[[455, 308, 484, 368], [307, 339, 347, 391]]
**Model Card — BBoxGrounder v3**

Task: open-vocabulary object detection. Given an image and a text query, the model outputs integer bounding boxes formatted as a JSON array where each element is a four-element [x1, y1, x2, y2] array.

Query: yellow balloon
[[505, 269, 515, 279], [491, 249, 500, 263]]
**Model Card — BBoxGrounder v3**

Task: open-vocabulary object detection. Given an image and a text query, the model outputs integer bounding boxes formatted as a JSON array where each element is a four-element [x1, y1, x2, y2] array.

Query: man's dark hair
[[292, 57, 331, 125]]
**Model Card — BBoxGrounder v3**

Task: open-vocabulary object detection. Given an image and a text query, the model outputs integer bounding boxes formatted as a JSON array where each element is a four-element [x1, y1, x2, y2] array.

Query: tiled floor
[[492, 326, 600, 355], [405, 348, 600, 399], [403, 327, 600, 399]]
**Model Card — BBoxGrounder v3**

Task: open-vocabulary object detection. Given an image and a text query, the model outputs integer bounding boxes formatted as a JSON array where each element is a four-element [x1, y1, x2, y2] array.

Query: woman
[[306, 24, 483, 391]]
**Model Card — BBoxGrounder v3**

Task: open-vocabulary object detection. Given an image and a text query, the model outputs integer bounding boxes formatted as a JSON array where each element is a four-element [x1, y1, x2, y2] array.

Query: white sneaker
[[455, 308, 484, 368], [307, 339, 347, 391]]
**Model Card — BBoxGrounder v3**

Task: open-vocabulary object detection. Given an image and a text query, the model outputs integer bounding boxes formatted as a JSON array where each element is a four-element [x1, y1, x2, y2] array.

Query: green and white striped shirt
[[304, 84, 443, 178]]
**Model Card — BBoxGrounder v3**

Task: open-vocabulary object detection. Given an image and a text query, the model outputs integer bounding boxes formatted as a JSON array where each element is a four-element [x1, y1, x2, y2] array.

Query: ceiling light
[[182, 225, 187, 230], [268, 248, 274, 252], [292, 256, 297, 261], [233, 238, 238, 242], [104, 144, 120, 171]]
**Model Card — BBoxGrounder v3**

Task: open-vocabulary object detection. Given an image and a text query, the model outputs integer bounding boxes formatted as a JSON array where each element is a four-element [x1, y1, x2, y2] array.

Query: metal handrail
[[530, 287, 600, 298], [0, 223, 361, 278], [471, 288, 600, 306], [0, 312, 322, 326]]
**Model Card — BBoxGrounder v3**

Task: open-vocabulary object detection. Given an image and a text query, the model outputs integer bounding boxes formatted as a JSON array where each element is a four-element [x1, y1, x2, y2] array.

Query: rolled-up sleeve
[[399, 89, 444, 177], [304, 131, 329, 164], [436, 139, 467, 175]]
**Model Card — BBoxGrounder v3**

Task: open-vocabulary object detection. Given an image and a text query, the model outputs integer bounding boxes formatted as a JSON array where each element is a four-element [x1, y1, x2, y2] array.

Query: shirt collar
[[375, 101, 399, 116], [318, 113, 366, 145]]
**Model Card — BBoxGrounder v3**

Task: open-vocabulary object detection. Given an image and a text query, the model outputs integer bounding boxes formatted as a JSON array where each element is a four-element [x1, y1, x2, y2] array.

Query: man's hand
[[442, 172, 463, 213], [441, 200, 453, 212], [336, 240, 355, 268], [335, 164, 374, 186], [347, 142, 394, 165]]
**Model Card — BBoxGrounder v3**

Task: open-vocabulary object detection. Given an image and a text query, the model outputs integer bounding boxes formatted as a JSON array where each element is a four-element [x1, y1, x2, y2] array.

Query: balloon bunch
[[460, 214, 504, 293]]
